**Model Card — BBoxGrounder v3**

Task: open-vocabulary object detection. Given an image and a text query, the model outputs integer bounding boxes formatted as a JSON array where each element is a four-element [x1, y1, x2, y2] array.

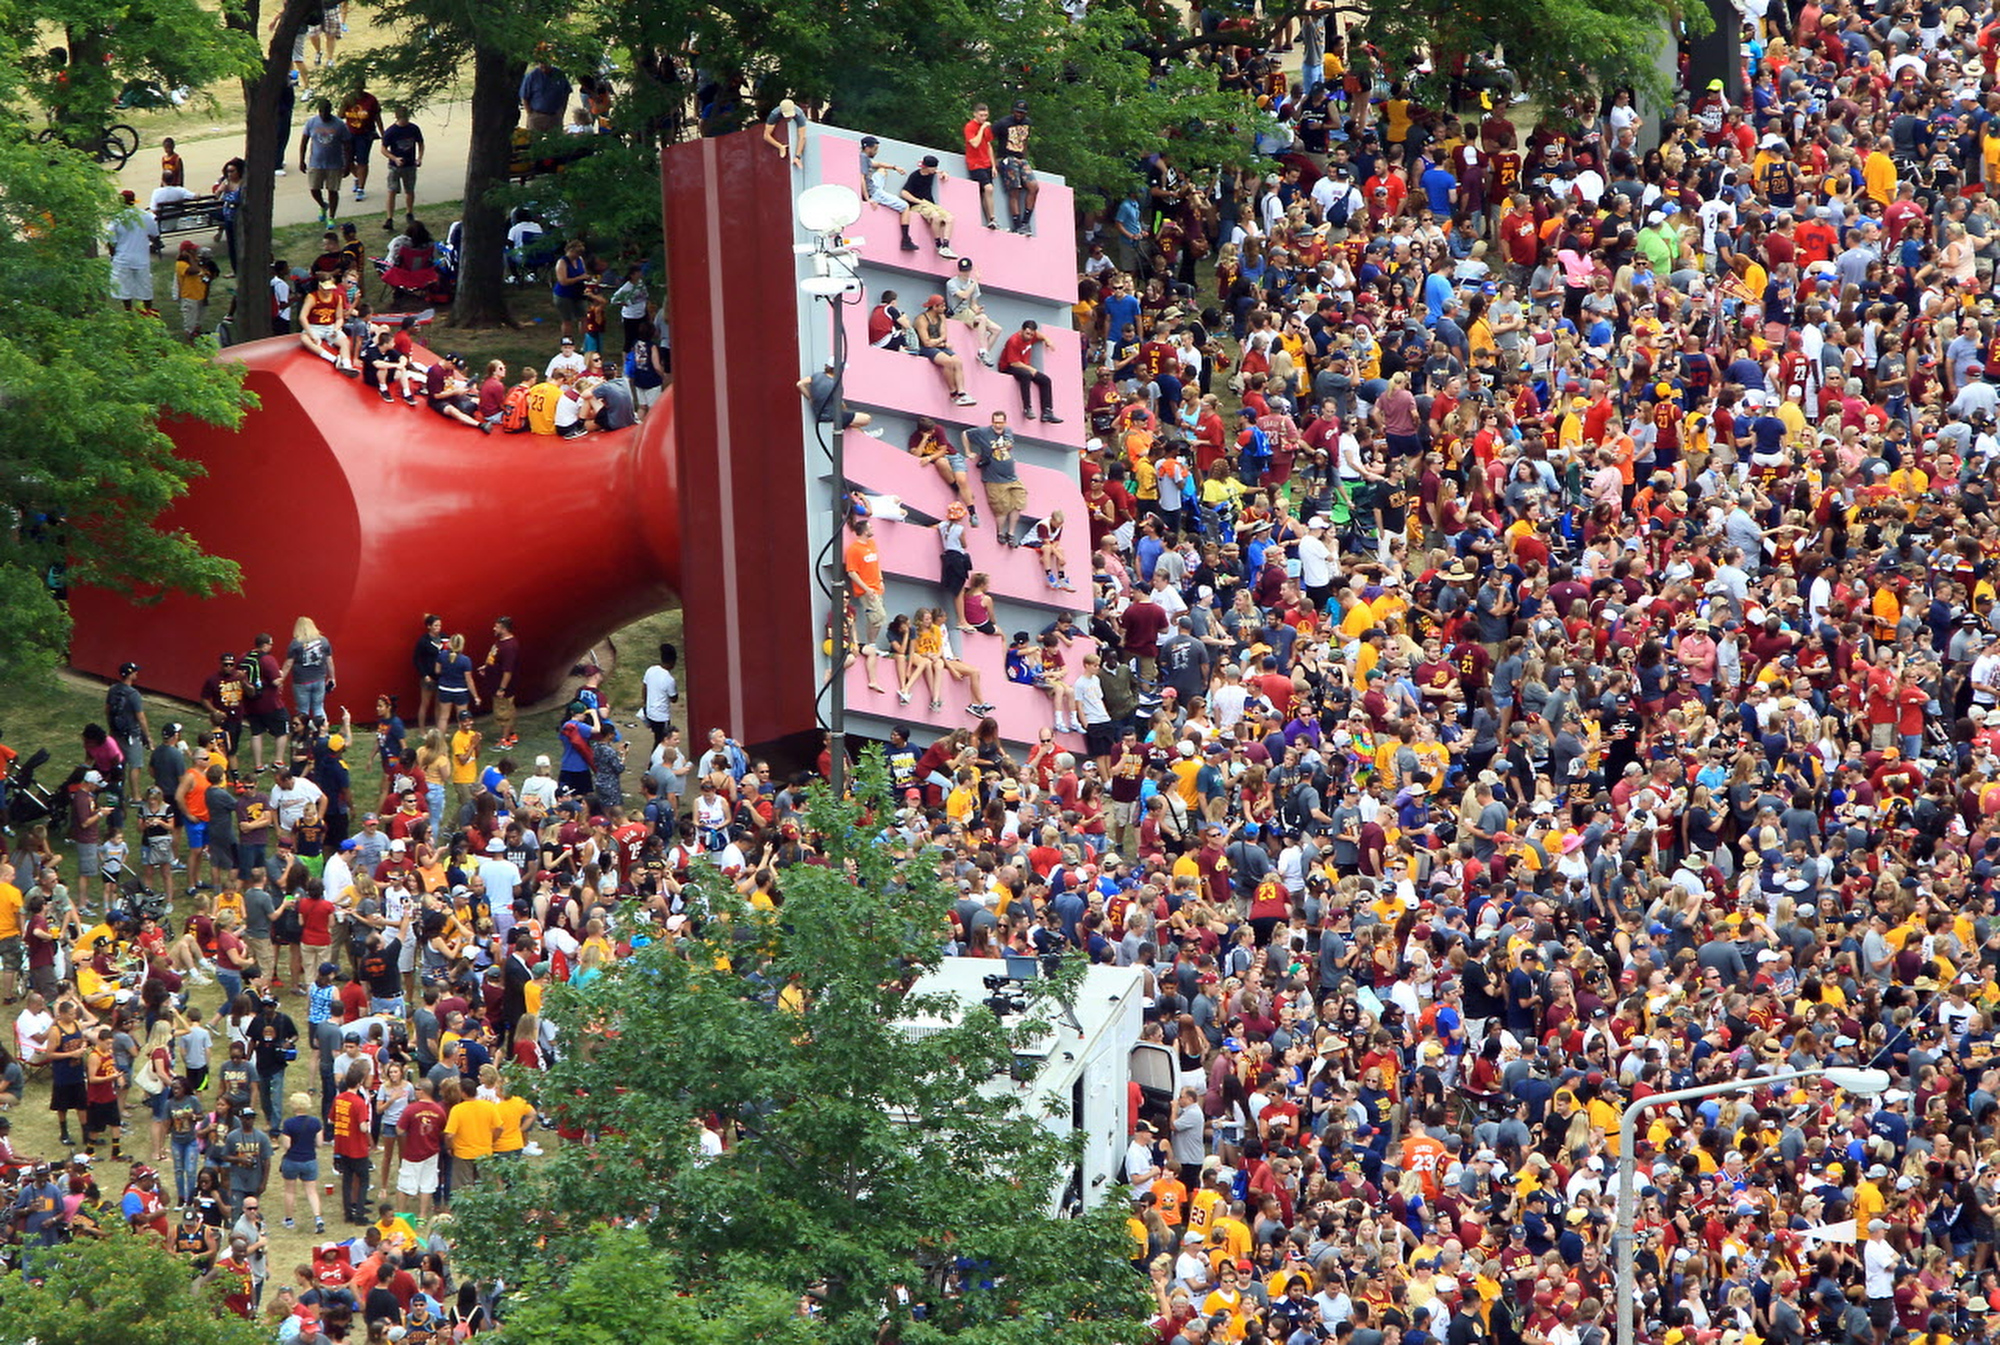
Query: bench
[[156, 194, 227, 236]]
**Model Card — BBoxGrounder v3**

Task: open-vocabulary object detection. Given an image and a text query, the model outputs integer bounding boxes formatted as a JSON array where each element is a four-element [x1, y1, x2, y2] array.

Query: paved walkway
[[115, 93, 478, 230]]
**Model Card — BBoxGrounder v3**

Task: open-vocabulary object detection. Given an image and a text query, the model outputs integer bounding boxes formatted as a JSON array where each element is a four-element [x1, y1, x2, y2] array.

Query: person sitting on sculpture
[[296, 275, 362, 375]]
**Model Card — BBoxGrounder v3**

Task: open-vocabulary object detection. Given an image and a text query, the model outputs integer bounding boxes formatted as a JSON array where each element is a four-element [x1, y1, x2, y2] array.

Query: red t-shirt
[[963, 119, 994, 171], [998, 331, 1035, 368], [298, 894, 336, 947], [330, 1089, 373, 1159], [399, 1097, 447, 1163], [339, 980, 368, 1023]]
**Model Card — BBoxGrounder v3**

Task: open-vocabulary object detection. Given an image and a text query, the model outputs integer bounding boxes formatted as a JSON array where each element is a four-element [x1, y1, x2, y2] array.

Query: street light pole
[[1614, 1066, 1889, 1345]]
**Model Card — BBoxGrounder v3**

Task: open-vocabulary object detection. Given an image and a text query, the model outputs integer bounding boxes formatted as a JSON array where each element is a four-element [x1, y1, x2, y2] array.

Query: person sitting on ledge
[[297, 276, 361, 376], [897, 155, 959, 261], [424, 352, 491, 432], [911, 296, 975, 407], [997, 319, 1062, 424], [359, 327, 419, 406]]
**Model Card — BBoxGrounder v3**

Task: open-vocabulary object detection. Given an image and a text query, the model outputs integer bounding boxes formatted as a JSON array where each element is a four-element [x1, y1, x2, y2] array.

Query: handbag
[[136, 1059, 165, 1096]]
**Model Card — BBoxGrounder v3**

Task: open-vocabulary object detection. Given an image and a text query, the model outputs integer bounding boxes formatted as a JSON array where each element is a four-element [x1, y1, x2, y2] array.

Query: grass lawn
[[0, 602, 677, 1277]]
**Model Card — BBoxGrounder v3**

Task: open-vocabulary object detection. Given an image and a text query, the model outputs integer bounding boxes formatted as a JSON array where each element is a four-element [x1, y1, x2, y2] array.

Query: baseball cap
[[118, 661, 140, 676]]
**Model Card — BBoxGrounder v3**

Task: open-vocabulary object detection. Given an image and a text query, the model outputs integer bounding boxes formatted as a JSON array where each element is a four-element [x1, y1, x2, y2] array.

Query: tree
[[0, 140, 252, 680], [226, 0, 324, 344], [1347, 0, 1696, 113], [345, 2, 557, 326], [0, 1229, 267, 1345], [7, 0, 257, 141], [453, 751, 1151, 1345]]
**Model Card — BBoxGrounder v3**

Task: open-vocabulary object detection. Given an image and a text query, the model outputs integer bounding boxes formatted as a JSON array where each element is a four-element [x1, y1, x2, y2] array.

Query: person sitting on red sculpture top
[[910, 295, 976, 406], [297, 277, 361, 376], [425, 353, 491, 432], [359, 327, 419, 406]]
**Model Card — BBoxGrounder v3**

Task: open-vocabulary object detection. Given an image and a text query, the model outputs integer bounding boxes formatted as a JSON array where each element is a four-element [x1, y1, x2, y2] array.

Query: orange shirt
[[844, 537, 884, 595], [1151, 1174, 1189, 1226]]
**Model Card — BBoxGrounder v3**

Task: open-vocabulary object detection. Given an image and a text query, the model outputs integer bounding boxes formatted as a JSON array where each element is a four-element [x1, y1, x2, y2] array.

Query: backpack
[[240, 653, 264, 695], [500, 383, 533, 433], [1327, 186, 1353, 228], [1282, 781, 1315, 830]]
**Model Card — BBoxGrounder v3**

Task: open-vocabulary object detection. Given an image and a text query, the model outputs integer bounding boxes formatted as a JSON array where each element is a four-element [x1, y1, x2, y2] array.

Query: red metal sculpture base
[[67, 340, 682, 711]]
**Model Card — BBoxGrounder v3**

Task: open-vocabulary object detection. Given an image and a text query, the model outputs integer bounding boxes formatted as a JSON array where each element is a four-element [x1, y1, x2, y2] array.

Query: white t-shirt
[[268, 778, 326, 829], [641, 664, 677, 722], [1863, 1236, 1898, 1297], [1299, 533, 1334, 587], [544, 351, 587, 379]]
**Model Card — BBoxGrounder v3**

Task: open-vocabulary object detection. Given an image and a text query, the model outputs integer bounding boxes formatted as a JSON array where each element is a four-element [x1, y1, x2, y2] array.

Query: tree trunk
[[233, 0, 321, 343], [451, 43, 524, 328]]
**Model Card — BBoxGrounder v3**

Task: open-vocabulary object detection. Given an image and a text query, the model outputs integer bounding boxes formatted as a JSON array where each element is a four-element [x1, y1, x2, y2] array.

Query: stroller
[[3, 750, 64, 841]]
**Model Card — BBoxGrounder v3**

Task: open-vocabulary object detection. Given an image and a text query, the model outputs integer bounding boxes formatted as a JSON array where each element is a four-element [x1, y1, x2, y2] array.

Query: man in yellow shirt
[[0, 863, 22, 1003], [1170, 741, 1203, 807], [1200, 1260, 1251, 1341], [1863, 136, 1898, 206], [1853, 1163, 1888, 1227], [489, 1078, 538, 1166], [450, 713, 481, 815], [443, 1091, 500, 1191]]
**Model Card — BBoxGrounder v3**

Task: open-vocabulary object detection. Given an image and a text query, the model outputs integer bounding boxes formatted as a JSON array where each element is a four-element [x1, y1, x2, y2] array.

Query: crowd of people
[[62, 0, 2000, 1337], [804, 8, 2000, 1345]]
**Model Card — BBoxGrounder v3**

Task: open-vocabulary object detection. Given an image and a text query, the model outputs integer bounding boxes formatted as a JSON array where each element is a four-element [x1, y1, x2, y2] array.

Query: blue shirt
[[1102, 292, 1142, 347], [1419, 166, 1456, 216], [1423, 270, 1453, 326]]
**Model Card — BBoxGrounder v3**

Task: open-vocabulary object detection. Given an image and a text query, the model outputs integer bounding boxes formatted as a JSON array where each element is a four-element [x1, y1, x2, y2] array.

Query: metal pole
[[827, 288, 848, 798], [1616, 1068, 1827, 1345]]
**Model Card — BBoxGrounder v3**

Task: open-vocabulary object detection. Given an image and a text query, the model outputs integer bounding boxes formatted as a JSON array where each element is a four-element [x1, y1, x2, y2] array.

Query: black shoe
[[900, 239, 920, 251], [1040, 413, 1063, 424]]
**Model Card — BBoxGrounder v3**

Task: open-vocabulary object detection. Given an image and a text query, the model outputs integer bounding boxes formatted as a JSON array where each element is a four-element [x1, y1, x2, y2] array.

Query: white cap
[[82, 770, 104, 786], [486, 837, 507, 852], [389, 838, 408, 853]]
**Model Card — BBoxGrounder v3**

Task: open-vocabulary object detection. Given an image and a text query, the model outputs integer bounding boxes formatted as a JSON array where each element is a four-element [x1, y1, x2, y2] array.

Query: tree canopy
[[0, 138, 251, 681], [0, 1229, 269, 1345], [453, 752, 1151, 1345]]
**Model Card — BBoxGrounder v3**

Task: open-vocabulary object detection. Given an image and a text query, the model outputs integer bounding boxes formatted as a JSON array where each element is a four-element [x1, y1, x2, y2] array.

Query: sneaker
[[382, 218, 395, 231], [1040, 413, 1064, 424], [900, 239, 920, 251], [354, 187, 366, 201], [979, 349, 997, 367], [274, 167, 287, 177], [478, 421, 493, 434], [336, 362, 360, 378], [314, 1217, 325, 1234], [951, 393, 976, 406], [403, 392, 418, 406], [860, 425, 886, 438], [936, 245, 959, 260], [983, 218, 1000, 230], [897, 689, 911, 705], [522, 1142, 544, 1156], [283, 1217, 296, 1230], [968, 511, 980, 528], [380, 390, 394, 403]]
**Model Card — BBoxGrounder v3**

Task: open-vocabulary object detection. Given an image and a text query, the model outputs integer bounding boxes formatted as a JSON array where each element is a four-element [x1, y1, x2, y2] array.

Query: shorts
[[111, 262, 153, 303], [942, 549, 972, 593], [983, 480, 1027, 515], [633, 382, 661, 410], [387, 162, 417, 194], [431, 394, 477, 418], [186, 821, 209, 849], [999, 158, 1036, 190], [909, 200, 950, 226], [397, 1153, 439, 1195], [86, 1099, 120, 1130], [51, 1081, 87, 1112], [913, 345, 955, 362], [438, 688, 471, 706], [248, 710, 287, 736], [349, 133, 375, 165], [968, 166, 994, 185], [308, 167, 344, 193], [209, 839, 238, 871], [280, 1158, 320, 1182], [0, 937, 20, 972], [148, 1088, 173, 1121], [180, 297, 205, 335], [74, 843, 103, 879], [1868, 1300, 1895, 1329], [1085, 722, 1116, 758], [553, 292, 585, 322], [248, 938, 275, 980], [142, 833, 175, 864], [858, 591, 888, 631], [306, 324, 341, 349]]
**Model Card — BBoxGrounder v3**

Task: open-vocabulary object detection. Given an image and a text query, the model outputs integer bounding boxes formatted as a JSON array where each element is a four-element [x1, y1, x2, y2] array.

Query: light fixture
[[795, 184, 864, 299], [1822, 1067, 1892, 1095]]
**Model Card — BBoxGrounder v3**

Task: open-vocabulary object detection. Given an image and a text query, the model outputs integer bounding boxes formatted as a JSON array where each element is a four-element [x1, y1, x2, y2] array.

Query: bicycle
[[36, 121, 140, 168]]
